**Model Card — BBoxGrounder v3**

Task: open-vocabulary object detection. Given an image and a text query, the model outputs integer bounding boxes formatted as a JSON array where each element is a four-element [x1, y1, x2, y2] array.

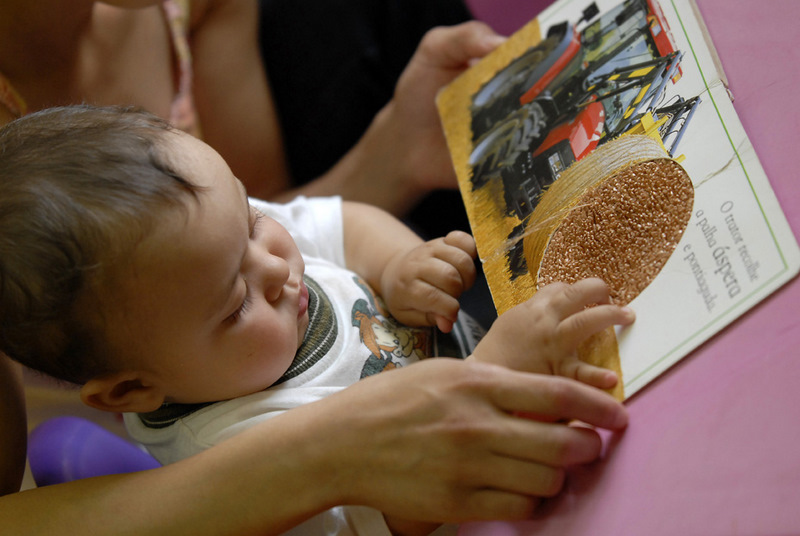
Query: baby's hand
[[381, 231, 477, 332], [470, 278, 635, 390]]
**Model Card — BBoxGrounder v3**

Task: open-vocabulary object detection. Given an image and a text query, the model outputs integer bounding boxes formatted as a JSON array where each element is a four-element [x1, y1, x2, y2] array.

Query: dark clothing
[[258, 0, 497, 328], [258, 0, 472, 184]]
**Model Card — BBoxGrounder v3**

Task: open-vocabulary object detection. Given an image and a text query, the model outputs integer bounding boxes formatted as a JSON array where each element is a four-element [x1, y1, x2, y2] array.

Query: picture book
[[437, 0, 800, 399]]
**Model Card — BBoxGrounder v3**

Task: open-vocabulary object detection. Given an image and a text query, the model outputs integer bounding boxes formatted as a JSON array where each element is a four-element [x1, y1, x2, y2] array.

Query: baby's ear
[[80, 372, 166, 413]]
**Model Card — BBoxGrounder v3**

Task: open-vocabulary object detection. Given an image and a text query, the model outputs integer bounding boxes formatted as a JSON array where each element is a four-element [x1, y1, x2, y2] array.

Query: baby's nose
[[261, 255, 291, 302]]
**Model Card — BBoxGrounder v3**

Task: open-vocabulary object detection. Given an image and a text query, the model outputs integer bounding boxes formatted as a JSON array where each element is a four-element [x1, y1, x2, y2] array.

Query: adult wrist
[[355, 102, 429, 214]]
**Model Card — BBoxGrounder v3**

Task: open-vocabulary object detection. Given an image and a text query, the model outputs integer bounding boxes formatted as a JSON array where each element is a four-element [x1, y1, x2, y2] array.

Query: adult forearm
[[268, 103, 428, 217], [0, 408, 345, 536], [0, 359, 629, 533]]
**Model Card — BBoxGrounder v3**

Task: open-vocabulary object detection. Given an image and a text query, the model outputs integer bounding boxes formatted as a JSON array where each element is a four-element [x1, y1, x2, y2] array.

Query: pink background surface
[[462, 0, 800, 534]]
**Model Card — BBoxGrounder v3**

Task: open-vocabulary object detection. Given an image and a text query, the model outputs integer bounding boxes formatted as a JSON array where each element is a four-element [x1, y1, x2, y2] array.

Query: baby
[[0, 105, 633, 535]]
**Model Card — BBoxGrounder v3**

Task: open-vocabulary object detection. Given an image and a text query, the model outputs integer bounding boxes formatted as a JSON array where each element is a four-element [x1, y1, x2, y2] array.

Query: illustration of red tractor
[[468, 0, 700, 225]]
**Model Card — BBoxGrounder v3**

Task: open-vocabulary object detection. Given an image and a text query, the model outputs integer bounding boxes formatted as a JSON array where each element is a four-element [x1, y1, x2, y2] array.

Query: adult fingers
[[489, 369, 629, 431], [322, 361, 626, 523], [419, 419, 577, 497], [488, 416, 605, 469], [417, 21, 507, 69], [446, 457, 564, 514], [559, 360, 619, 390], [458, 490, 540, 522]]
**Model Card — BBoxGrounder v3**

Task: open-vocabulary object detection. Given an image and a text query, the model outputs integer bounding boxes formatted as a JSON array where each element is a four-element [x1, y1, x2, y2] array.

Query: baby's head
[[0, 105, 309, 412], [0, 105, 196, 384]]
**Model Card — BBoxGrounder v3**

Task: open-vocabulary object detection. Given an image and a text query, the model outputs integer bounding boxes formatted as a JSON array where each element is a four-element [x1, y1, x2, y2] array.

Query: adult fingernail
[[613, 406, 629, 429], [483, 34, 508, 49]]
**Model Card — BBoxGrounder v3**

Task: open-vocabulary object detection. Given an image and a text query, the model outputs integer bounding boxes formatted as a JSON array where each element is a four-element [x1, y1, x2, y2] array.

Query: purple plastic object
[[28, 416, 161, 486]]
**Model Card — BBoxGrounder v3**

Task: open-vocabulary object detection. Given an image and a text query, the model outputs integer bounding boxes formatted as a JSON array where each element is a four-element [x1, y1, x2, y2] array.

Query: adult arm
[[191, 0, 504, 215], [0, 359, 626, 534], [309, 359, 629, 522], [189, 0, 291, 200], [271, 21, 506, 216]]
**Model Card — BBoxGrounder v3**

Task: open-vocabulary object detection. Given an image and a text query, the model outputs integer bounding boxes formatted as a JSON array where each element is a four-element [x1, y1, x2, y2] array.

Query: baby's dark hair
[[0, 105, 201, 384]]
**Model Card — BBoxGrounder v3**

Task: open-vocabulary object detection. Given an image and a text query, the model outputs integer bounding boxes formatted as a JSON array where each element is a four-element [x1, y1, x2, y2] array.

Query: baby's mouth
[[297, 279, 309, 319]]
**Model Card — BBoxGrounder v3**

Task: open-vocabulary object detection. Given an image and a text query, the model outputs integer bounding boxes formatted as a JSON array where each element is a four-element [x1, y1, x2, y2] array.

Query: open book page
[[437, 0, 800, 398]]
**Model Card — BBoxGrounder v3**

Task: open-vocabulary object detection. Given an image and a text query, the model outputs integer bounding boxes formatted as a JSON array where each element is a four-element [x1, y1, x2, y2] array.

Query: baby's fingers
[[432, 314, 455, 334], [430, 256, 474, 297], [558, 304, 635, 350], [393, 282, 462, 329], [439, 231, 478, 290], [559, 360, 619, 390], [444, 230, 477, 258], [542, 278, 612, 319]]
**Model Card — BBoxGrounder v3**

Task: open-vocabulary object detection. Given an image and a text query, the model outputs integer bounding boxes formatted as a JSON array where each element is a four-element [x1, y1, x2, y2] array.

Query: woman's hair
[[0, 105, 201, 384]]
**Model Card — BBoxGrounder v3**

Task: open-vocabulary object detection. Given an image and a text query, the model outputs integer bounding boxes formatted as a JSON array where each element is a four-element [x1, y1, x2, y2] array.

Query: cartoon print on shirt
[[350, 276, 431, 378]]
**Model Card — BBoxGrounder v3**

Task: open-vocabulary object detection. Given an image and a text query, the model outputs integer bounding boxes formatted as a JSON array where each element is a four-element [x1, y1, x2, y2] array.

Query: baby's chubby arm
[[342, 201, 476, 332], [469, 279, 635, 390]]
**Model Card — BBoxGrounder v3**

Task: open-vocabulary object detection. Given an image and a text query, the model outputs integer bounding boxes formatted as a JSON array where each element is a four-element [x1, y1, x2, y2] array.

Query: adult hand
[[290, 22, 506, 216], [388, 21, 507, 198], [0, 358, 626, 535], [307, 358, 628, 523]]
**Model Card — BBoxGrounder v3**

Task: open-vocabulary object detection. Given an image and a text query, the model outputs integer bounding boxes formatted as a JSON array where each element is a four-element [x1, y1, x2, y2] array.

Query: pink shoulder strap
[[162, 0, 201, 137], [0, 71, 28, 118]]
